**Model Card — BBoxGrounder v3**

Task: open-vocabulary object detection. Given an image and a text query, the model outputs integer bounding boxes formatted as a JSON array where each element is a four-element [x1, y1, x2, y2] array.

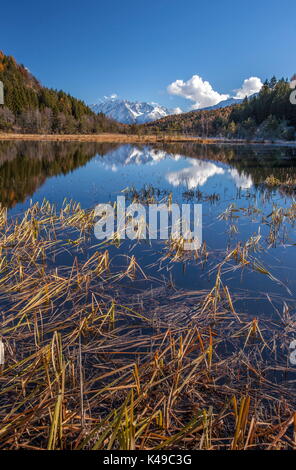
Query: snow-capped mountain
[[200, 97, 243, 111], [90, 96, 182, 124], [97, 145, 180, 170], [200, 93, 259, 111], [96, 145, 253, 189]]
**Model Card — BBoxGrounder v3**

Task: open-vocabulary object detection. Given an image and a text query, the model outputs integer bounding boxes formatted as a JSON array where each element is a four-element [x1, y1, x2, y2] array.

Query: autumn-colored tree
[[0, 51, 125, 135]]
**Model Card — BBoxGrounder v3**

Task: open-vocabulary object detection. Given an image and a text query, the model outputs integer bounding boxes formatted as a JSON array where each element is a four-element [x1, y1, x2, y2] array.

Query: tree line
[[0, 52, 125, 134], [143, 76, 296, 141], [0, 50, 295, 141]]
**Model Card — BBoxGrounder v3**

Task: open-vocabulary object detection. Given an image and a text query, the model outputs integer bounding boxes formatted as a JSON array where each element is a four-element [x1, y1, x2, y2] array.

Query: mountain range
[[90, 97, 182, 124], [0, 51, 294, 140], [90, 95, 247, 124], [200, 97, 244, 111], [98, 145, 253, 189]]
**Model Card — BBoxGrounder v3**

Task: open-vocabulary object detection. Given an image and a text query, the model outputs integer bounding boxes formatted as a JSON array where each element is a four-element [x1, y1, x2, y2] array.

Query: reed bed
[[0, 200, 295, 450], [0, 133, 215, 144], [265, 174, 296, 189]]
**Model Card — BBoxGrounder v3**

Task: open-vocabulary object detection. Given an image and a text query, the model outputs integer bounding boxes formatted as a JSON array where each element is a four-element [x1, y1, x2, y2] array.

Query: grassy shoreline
[[0, 133, 211, 144], [0, 132, 296, 146]]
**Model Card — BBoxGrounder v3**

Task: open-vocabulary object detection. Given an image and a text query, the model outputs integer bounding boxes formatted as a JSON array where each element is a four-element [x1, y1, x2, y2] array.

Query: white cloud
[[165, 161, 254, 190], [234, 77, 263, 99], [103, 93, 118, 100], [167, 75, 229, 109], [228, 169, 253, 189], [171, 107, 183, 115], [166, 161, 225, 189]]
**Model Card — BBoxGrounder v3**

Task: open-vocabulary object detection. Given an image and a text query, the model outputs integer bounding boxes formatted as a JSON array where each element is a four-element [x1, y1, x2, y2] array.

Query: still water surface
[[1, 140, 296, 319]]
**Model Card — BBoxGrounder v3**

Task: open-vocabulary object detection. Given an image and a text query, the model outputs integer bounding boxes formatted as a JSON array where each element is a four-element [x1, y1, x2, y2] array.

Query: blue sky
[[1, 0, 295, 110]]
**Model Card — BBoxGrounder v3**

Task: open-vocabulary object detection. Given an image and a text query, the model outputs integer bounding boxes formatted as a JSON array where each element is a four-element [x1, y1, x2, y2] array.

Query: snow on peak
[[90, 97, 182, 124]]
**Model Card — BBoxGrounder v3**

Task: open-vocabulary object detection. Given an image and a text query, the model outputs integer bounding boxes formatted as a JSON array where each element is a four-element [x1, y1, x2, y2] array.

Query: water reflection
[[166, 160, 225, 188], [0, 140, 296, 209], [99, 144, 176, 169], [228, 168, 253, 189], [1, 140, 296, 316], [0, 141, 119, 207]]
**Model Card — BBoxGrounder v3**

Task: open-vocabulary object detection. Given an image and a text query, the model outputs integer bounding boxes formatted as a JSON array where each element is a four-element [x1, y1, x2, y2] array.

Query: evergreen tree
[[0, 51, 125, 135]]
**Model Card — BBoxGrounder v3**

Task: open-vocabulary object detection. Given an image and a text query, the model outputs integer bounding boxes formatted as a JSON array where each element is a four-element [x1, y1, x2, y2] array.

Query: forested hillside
[[143, 77, 296, 141], [0, 53, 295, 141], [0, 52, 125, 134]]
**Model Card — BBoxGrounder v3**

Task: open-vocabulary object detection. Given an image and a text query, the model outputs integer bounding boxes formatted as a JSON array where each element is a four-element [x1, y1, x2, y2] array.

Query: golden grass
[[0, 200, 295, 450], [0, 133, 214, 144], [265, 174, 296, 188]]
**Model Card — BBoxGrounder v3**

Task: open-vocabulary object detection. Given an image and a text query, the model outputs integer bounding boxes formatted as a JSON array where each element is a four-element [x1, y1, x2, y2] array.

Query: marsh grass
[[265, 174, 296, 188], [183, 189, 220, 204], [0, 200, 295, 450]]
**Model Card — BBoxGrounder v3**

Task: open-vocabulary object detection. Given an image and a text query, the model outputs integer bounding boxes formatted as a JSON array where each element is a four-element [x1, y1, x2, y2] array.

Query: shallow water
[[1, 140, 296, 319]]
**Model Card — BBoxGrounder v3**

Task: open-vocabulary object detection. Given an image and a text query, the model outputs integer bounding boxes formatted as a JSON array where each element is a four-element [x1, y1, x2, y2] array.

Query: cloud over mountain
[[234, 76, 263, 99], [167, 75, 229, 109], [167, 74, 263, 109]]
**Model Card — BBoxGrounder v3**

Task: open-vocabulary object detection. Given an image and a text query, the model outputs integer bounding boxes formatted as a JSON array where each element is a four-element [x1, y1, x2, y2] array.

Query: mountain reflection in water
[[0, 140, 296, 210], [2, 140, 296, 316]]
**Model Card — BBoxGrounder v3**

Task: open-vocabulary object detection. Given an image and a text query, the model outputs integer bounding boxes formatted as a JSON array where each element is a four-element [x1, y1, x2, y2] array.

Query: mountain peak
[[199, 93, 259, 111], [90, 97, 182, 124]]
